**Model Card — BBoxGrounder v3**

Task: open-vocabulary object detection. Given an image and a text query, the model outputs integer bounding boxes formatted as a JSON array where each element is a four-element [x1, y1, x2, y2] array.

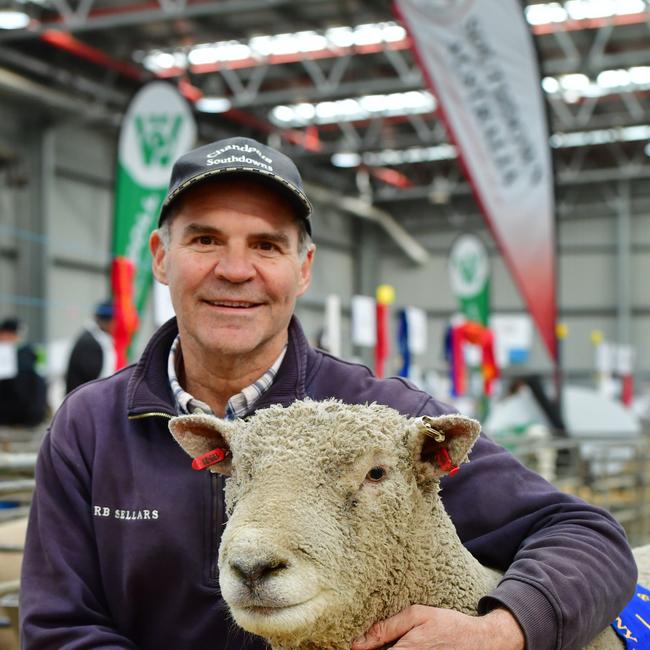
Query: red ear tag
[[192, 447, 226, 471], [435, 448, 459, 476]]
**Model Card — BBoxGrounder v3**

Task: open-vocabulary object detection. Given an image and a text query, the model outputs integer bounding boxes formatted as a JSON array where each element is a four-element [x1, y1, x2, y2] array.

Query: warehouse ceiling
[[0, 0, 649, 248]]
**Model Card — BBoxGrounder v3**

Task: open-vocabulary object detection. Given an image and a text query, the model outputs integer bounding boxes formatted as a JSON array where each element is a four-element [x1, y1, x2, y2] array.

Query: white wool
[[170, 399, 644, 650]]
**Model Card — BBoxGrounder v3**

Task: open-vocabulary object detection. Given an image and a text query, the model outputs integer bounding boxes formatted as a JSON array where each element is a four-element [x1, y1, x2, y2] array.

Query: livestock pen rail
[[499, 429, 650, 547]]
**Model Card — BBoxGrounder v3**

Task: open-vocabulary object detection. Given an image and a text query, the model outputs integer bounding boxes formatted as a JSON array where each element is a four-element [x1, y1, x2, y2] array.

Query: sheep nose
[[230, 557, 288, 587]]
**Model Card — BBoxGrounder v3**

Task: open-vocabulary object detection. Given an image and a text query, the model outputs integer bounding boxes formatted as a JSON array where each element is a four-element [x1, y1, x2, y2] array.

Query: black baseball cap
[[158, 136, 312, 235]]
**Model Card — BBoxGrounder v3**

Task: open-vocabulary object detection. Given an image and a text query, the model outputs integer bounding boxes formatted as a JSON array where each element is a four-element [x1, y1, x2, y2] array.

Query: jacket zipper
[[128, 409, 223, 583], [210, 473, 225, 581], [128, 412, 173, 420]]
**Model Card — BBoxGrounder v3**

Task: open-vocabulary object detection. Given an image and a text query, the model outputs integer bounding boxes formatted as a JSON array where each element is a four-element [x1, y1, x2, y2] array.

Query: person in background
[[64, 300, 116, 394], [0, 317, 48, 427]]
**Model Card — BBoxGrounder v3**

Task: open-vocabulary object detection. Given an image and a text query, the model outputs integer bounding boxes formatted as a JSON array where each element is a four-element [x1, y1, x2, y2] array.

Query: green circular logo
[[449, 234, 489, 298], [119, 81, 196, 187]]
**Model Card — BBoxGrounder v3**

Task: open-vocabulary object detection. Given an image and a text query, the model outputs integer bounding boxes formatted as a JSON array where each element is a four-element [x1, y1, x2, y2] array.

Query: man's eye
[[196, 235, 215, 245], [256, 241, 278, 252]]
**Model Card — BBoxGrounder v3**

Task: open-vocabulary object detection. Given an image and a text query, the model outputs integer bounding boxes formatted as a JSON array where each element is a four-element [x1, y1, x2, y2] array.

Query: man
[[65, 300, 116, 394], [20, 136, 636, 649], [0, 317, 47, 427]]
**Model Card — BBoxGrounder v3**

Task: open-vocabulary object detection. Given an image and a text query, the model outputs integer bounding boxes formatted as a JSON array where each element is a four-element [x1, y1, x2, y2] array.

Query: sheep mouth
[[234, 593, 326, 620], [232, 594, 329, 637], [237, 596, 317, 614]]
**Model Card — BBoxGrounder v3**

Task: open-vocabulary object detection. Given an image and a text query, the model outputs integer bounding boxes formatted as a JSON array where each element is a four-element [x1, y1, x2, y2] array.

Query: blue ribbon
[[397, 309, 410, 378], [612, 583, 650, 648]]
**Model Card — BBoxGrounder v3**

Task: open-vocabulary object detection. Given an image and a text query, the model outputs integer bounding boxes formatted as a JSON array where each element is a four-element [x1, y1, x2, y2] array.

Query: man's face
[[150, 177, 313, 363]]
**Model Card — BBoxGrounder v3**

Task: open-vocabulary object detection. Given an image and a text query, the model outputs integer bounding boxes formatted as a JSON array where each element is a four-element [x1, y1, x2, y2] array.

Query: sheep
[[169, 399, 648, 650]]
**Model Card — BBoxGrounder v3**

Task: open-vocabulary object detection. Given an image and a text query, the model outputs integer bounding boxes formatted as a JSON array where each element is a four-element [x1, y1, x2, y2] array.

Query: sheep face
[[170, 400, 480, 649]]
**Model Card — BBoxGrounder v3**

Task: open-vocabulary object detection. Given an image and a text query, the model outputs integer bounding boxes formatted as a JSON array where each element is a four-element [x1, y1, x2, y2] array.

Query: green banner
[[112, 81, 196, 366], [448, 233, 490, 326], [113, 167, 166, 313]]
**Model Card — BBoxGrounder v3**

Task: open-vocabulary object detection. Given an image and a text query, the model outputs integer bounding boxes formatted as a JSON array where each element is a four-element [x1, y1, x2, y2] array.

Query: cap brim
[[159, 166, 312, 234]]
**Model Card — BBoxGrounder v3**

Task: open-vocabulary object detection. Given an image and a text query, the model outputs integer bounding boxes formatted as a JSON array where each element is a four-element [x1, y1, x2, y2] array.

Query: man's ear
[[149, 229, 168, 285], [409, 414, 481, 480], [169, 414, 236, 475], [297, 245, 315, 297]]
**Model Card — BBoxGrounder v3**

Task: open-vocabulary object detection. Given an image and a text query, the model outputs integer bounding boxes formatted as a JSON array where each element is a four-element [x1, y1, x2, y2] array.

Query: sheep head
[[169, 400, 481, 650]]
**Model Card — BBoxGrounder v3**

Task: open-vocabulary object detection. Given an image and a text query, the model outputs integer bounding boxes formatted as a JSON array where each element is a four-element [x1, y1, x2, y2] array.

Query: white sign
[[324, 294, 342, 357], [617, 344, 635, 375], [490, 314, 532, 367], [405, 307, 427, 354], [46, 339, 73, 376], [351, 295, 376, 347], [0, 343, 17, 380]]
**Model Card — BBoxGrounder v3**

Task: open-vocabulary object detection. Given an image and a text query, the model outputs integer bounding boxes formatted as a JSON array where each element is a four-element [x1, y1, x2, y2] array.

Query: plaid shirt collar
[[167, 335, 287, 420]]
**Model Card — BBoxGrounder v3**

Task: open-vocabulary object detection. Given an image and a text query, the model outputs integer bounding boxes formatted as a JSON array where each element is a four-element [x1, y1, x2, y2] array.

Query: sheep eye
[[366, 466, 386, 482]]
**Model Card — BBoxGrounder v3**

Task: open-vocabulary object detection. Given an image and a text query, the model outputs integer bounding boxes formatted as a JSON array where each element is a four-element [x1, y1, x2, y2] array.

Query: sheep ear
[[411, 414, 481, 479], [168, 414, 235, 476]]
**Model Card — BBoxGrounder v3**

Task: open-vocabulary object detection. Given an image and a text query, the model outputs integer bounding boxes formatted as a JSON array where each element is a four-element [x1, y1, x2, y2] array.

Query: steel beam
[[305, 182, 429, 265], [0, 46, 129, 108], [373, 164, 650, 203], [229, 75, 423, 108], [0, 0, 316, 41]]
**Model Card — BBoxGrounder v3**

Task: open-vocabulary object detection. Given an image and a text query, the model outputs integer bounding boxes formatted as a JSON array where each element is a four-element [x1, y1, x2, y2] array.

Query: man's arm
[[442, 430, 636, 649], [20, 414, 137, 649]]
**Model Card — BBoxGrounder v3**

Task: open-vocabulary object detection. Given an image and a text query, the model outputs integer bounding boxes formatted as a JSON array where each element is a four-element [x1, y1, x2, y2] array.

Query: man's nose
[[213, 247, 255, 283]]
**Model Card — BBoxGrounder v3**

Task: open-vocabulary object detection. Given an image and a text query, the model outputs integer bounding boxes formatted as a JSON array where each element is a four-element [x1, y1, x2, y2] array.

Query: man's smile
[[204, 299, 263, 309]]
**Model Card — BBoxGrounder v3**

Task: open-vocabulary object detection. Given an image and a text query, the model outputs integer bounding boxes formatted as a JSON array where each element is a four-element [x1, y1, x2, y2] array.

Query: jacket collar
[[126, 317, 179, 417], [126, 316, 311, 418]]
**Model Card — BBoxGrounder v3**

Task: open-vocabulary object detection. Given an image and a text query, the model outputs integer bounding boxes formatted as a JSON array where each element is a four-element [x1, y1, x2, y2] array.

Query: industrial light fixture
[[0, 8, 29, 29], [525, 0, 645, 26], [331, 124, 649, 173], [137, 21, 407, 74], [331, 152, 361, 168], [271, 91, 436, 128], [195, 97, 232, 113]]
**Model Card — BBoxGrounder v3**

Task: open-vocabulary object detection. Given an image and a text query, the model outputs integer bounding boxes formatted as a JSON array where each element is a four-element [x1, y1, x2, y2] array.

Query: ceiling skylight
[[550, 124, 650, 148], [335, 126, 650, 170], [543, 66, 650, 103], [270, 91, 436, 127], [525, 0, 645, 25], [0, 10, 30, 30], [136, 21, 407, 74]]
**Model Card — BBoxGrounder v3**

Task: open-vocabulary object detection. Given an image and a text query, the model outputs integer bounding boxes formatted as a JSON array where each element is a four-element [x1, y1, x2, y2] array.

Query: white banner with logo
[[112, 81, 196, 366], [395, 0, 557, 360], [448, 233, 490, 325]]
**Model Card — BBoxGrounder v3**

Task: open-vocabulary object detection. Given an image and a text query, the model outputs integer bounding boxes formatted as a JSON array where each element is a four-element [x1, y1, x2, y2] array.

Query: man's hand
[[350, 605, 525, 650]]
